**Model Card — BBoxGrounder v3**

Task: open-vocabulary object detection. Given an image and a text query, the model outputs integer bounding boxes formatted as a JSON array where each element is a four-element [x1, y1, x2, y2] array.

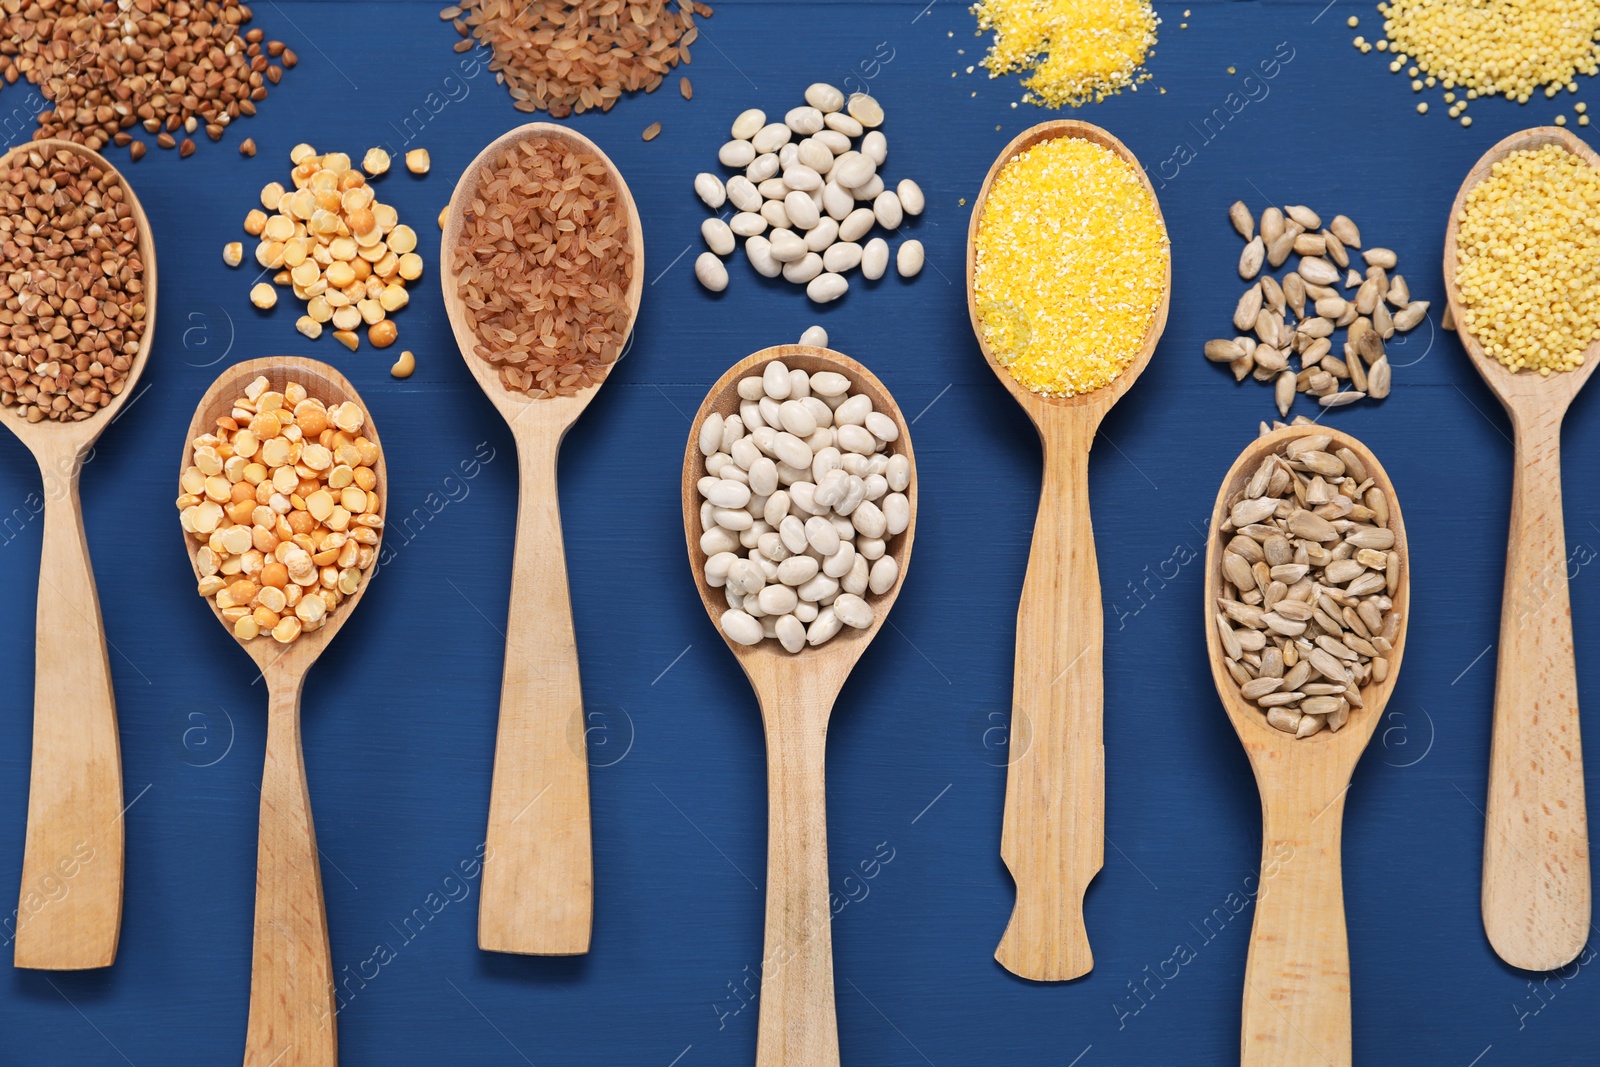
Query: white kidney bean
[[822, 181, 854, 221], [798, 573, 840, 604], [758, 398, 783, 428], [763, 491, 790, 527], [778, 400, 818, 437], [825, 111, 863, 136], [806, 606, 842, 645], [778, 554, 819, 585], [784, 165, 822, 192], [823, 241, 862, 273], [788, 370, 811, 398], [759, 200, 790, 230], [705, 479, 751, 508], [805, 82, 844, 112], [864, 411, 899, 442], [721, 609, 763, 645], [833, 151, 875, 189], [730, 212, 767, 238], [719, 139, 757, 168], [896, 239, 924, 278], [833, 593, 872, 629], [823, 540, 856, 578], [807, 272, 848, 303], [773, 614, 804, 652], [897, 179, 924, 216], [857, 536, 885, 560], [749, 457, 779, 496], [800, 325, 828, 347], [814, 129, 851, 155], [797, 139, 833, 173], [808, 371, 849, 397], [726, 174, 762, 212], [834, 394, 872, 426], [861, 130, 887, 165], [784, 190, 820, 230], [778, 142, 800, 170], [838, 207, 875, 243], [745, 235, 780, 278], [695, 172, 726, 209], [886, 454, 910, 491], [769, 229, 807, 263], [732, 109, 766, 139], [802, 514, 838, 555], [703, 217, 735, 255], [758, 177, 789, 200], [868, 556, 898, 595], [789, 480, 820, 514], [757, 584, 799, 615], [782, 252, 823, 284], [873, 191, 903, 229], [854, 175, 884, 200], [883, 492, 909, 535], [753, 122, 791, 154], [803, 217, 839, 252], [695, 252, 729, 292], [699, 413, 724, 457], [785, 106, 824, 135], [706, 550, 738, 584], [747, 153, 780, 182], [861, 237, 889, 280]]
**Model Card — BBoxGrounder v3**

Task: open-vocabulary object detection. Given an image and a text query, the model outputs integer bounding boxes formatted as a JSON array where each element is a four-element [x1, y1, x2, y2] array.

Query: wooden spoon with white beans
[[440, 122, 644, 956], [1443, 127, 1600, 973], [967, 120, 1171, 982], [1205, 425, 1409, 1067], [180, 358, 385, 1067], [0, 139, 155, 971], [683, 345, 916, 1067]]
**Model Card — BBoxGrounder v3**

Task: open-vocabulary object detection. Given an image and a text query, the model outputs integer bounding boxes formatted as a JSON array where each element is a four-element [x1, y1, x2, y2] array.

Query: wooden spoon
[[966, 120, 1170, 981], [1443, 127, 1600, 972], [441, 122, 643, 956], [2, 139, 155, 971], [683, 345, 916, 1067], [1205, 425, 1410, 1067], [180, 358, 385, 1067]]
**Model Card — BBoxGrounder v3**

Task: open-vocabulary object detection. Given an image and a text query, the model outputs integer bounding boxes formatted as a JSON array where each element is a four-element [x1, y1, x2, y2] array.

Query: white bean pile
[[693, 84, 925, 303], [695, 360, 911, 651]]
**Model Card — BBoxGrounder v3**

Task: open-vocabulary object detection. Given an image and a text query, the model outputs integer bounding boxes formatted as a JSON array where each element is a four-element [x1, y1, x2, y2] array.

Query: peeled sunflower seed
[[1230, 201, 1255, 240]]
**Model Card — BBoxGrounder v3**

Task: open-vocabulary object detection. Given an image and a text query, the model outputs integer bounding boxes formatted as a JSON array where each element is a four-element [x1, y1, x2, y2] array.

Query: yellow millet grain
[[971, 0, 1158, 108], [1378, 0, 1600, 103], [1454, 144, 1600, 375], [973, 137, 1168, 397]]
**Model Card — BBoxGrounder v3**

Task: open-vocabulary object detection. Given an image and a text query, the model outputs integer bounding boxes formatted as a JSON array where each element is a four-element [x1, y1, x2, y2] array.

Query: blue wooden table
[[0, 1, 1596, 1063]]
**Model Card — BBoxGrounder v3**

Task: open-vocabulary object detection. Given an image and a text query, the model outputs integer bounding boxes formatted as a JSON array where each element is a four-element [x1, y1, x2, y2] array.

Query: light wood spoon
[[180, 358, 385, 1067], [2, 139, 155, 971], [1443, 126, 1600, 973], [966, 120, 1170, 981], [441, 122, 643, 956], [1205, 425, 1410, 1067], [683, 345, 916, 1067]]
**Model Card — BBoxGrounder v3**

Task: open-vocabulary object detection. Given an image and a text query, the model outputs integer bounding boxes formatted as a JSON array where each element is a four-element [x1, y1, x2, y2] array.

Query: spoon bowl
[[180, 357, 385, 1067], [683, 345, 915, 1067], [1, 138, 156, 970], [440, 122, 643, 956], [1442, 126, 1600, 972], [966, 119, 1170, 981], [1205, 425, 1409, 1067]]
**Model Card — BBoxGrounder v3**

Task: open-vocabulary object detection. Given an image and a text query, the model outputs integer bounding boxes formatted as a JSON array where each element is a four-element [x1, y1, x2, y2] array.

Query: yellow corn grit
[[1379, 0, 1600, 104], [1454, 144, 1600, 375], [973, 136, 1168, 398], [972, 0, 1158, 108]]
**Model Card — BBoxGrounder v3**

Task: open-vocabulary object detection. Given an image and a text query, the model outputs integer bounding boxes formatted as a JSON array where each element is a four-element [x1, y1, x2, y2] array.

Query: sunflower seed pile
[[1207, 202, 1429, 415], [1215, 434, 1403, 739]]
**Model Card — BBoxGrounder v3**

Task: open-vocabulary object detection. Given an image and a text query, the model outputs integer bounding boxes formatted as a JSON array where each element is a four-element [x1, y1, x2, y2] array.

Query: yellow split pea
[[1454, 144, 1600, 375], [973, 137, 1168, 397]]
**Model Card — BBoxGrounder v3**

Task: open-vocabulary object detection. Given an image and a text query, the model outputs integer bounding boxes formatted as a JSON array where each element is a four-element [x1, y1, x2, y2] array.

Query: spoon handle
[[245, 673, 336, 1067], [480, 435, 592, 955], [1482, 417, 1590, 971], [1241, 784, 1351, 1067], [13, 454, 122, 970], [996, 427, 1103, 982], [756, 707, 840, 1067]]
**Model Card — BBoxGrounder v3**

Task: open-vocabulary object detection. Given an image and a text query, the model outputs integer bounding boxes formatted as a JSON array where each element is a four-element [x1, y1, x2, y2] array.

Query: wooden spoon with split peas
[[0, 139, 155, 971], [180, 358, 385, 1067], [440, 122, 644, 956], [1205, 426, 1409, 1067], [966, 120, 1170, 982], [1444, 127, 1600, 972], [683, 346, 916, 1067]]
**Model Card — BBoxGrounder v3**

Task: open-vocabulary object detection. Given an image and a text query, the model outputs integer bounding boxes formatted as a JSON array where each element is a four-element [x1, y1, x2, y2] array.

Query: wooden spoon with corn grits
[[966, 120, 1170, 982], [0, 139, 155, 971], [683, 346, 916, 1067], [441, 122, 644, 956], [1205, 425, 1409, 1067], [181, 357, 385, 1067], [1443, 127, 1600, 972]]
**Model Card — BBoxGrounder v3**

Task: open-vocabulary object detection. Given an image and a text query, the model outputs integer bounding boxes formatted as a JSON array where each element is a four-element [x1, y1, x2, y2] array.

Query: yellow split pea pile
[[234, 145, 422, 352], [179, 375, 383, 645], [1453, 143, 1600, 375], [972, 136, 1167, 397]]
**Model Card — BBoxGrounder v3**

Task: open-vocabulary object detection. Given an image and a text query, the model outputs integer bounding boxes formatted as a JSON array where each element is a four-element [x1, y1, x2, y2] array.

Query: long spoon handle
[[756, 706, 840, 1067], [245, 673, 336, 1067], [480, 432, 592, 955], [14, 453, 122, 970], [996, 420, 1103, 981], [1241, 784, 1351, 1067], [1482, 415, 1589, 971]]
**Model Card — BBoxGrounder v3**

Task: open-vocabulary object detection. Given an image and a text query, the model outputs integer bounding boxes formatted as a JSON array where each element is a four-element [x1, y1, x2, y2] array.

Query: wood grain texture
[[2, 138, 156, 971], [683, 346, 916, 1067], [439, 121, 644, 956], [180, 358, 385, 1067], [966, 121, 1170, 982], [1205, 426, 1411, 1067], [1442, 127, 1600, 973]]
